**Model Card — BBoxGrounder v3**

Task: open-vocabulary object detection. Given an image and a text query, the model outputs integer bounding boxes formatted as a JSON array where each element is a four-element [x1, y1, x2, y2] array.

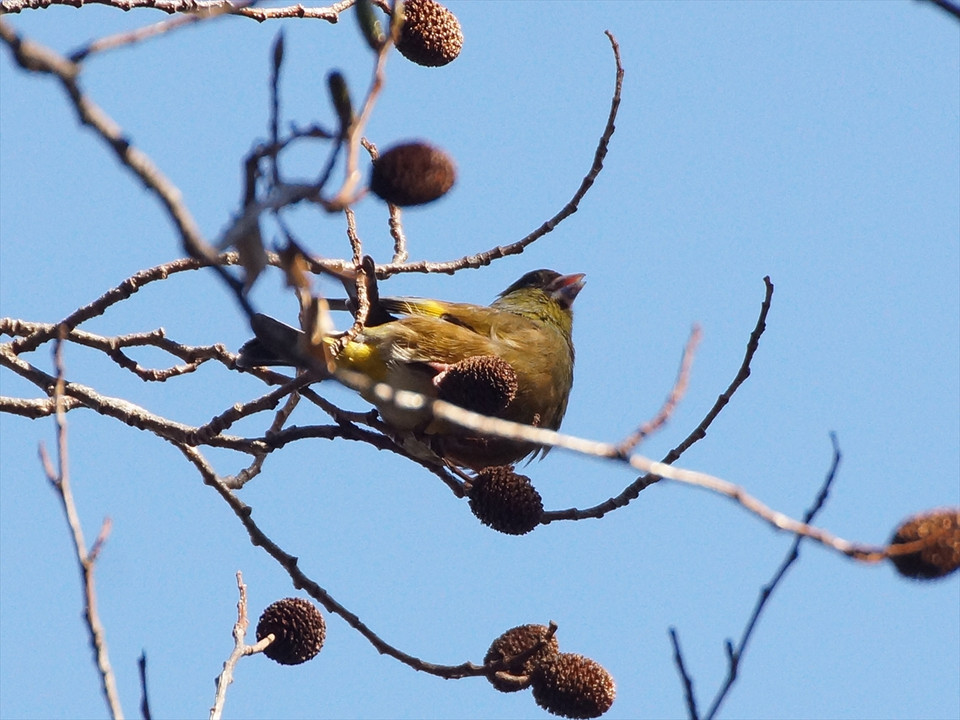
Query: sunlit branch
[[38, 330, 124, 720]]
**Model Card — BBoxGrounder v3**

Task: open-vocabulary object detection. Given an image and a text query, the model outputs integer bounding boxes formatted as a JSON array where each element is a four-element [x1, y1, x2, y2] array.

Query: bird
[[237, 267, 585, 469]]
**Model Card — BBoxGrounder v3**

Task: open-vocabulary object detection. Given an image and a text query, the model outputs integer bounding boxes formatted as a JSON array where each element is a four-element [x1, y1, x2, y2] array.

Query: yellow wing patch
[[333, 338, 389, 381], [381, 297, 451, 319]]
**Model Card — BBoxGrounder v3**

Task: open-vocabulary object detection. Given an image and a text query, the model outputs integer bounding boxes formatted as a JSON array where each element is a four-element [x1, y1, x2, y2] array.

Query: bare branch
[[617, 324, 702, 455], [178, 444, 490, 679], [138, 652, 151, 720], [210, 571, 252, 720], [67, 0, 255, 62], [669, 628, 699, 720], [373, 30, 624, 279], [2, 254, 249, 356], [0, 0, 356, 21], [0, 20, 212, 265], [2, 344, 268, 453], [2, 395, 86, 419], [39, 330, 125, 720], [701, 433, 843, 720], [667, 277, 774, 462], [919, 0, 960, 21], [4, 320, 233, 380], [544, 277, 774, 521]]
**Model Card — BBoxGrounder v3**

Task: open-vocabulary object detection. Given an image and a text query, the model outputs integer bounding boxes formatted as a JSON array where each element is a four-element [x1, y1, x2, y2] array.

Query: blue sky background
[[1, 2, 958, 719]]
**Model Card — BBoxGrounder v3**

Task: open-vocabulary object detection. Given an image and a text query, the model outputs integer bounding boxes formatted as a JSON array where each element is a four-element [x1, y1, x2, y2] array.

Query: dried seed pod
[[436, 355, 519, 416], [467, 466, 543, 535], [888, 507, 960, 580], [369, 141, 456, 207], [355, 0, 386, 50], [327, 71, 353, 136], [484, 624, 560, 693], [256, 597, 326, 665], [396, 0, 463, 67], [532, 653, 616, 719]]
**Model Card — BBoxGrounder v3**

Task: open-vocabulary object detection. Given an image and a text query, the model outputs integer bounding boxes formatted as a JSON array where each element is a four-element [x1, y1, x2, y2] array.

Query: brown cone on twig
[[531, 652, 616, 719], [256, 597, 327, 665], [888, 507, 960, 580], [369, 141, 456, 206], [396, 0, 463, 67], [484, 623, 560, 693], [468, 466, 543, 535]]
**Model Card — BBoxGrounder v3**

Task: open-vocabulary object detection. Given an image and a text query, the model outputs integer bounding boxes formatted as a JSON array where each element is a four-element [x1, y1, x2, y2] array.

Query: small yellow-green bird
[[237, 268, 585, 469]]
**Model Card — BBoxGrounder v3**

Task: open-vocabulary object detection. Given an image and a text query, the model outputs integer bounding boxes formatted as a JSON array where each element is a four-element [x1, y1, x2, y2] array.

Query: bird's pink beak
[[548, 273, 586, 309]]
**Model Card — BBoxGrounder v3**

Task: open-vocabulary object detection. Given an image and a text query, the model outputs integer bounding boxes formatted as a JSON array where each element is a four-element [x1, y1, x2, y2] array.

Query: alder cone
[[484, 624, 560, 693], [468, 466, 543, 535], [889, 508, 960, 580], [256, 597, 326, 665], [369, 141, 456, 206], [396, 0, 463, 67], [532, 653, 616, 719]]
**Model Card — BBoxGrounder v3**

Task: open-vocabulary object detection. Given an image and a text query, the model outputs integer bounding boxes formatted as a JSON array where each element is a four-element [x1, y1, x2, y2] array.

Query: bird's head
[[494, 269, 586, 332]]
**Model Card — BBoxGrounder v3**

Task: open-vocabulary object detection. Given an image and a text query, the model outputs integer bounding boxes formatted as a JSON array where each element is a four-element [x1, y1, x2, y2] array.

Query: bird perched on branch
[[237, 266, 585, 469]]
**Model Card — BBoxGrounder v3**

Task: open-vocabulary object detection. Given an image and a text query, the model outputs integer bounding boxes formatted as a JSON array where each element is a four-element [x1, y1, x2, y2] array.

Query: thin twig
[[361, 137, 409, 263], [345, 206, 364, 264], [372, 30, 624, 279], [327, 11, 396, 209], [2, 254, 246, 356], [67, 0, 255, 62], [387, 202, 408, 263], [222, 378, 307, 488], [0, 0, 356, 21], [669, 628, 699, 720], [701, 433, 843, 720], [269, 31, 284, 187], [327, 364, 894, 563], [179, 445, 491, 679], [138, 652, 151, 720], [544, 277, 774, 522], [188, 373, 315, 446], [0, 20, 257, 318], [39, 328, 124, 720], [919, 0, 960, 21], [4, 320, 233, 381], [617, 324, 702, 455], [210, 571, 256, 720]]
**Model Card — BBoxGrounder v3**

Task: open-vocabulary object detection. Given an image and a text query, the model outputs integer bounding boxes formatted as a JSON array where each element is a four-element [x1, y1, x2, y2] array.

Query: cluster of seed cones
[[252, 602, 617, 718], [485, 624, 616, 718]]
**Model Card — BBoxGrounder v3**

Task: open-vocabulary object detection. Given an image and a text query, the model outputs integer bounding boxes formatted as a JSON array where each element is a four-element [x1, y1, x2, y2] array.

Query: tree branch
[[38, 329, 124, 720], [701, 433, 843, 720], [372, 30, 625, 279], [0, 0, 356, 21]]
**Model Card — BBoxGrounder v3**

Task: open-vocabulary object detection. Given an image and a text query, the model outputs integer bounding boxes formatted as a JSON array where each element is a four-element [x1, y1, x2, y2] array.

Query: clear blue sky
[[1, 2, 958, 719]]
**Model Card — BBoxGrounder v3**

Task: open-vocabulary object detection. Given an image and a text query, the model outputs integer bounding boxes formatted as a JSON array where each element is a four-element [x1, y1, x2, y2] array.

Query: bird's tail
[[236, 256, 394, 370], [236, 313, 306, 369]]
